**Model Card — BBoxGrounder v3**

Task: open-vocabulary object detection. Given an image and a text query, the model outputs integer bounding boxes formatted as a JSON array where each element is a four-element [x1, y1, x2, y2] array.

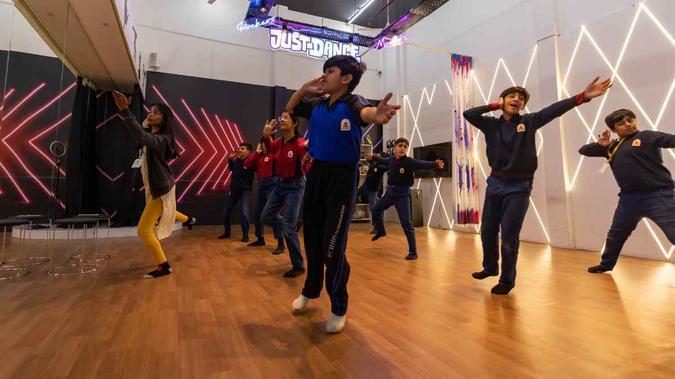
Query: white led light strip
[[562, 3, 675, 191], [402, 81, 454, 227], [558, 3, 674, 259]]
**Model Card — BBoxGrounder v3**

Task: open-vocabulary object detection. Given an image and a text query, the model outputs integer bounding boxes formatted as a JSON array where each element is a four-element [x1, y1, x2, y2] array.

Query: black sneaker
[[472, 270, 498, 280], [588, 265, 612, 274], [217, 233, 230, 239], [283, 267, 305, 278], [371, 232, 386, 241], [491, 283, 514, 295], [405, 252, 418, 260], [247, 238, 265, 247], [241, 235, 250, 243], [272, 238, 285, 255], [182, 217, 197, 230], [143, 263, 172, 279]]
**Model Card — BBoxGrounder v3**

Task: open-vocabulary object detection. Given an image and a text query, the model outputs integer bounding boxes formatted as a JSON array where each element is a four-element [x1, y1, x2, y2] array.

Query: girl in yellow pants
[[113, 91, 196, 279], [136, 199, 190, 266]]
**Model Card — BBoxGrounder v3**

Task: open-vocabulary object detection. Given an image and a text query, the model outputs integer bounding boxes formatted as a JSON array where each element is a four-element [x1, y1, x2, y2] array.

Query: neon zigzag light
[[402, 81, 454, 228], [177, 99, 219, 203], [155, 88, 214, 188], [562, 4, 675, 191], [0, 88, 16, 113], [559, 2, 674, 259], [214, 116, 243, 188], [401, 54, 547, 233], [1, 83, 45, 121], [198, 109, 228, 195], [28, 113, 71, 177], [1, 86, 44, 203], [150, 86, 243, 201], [1, 82, 76, 207]]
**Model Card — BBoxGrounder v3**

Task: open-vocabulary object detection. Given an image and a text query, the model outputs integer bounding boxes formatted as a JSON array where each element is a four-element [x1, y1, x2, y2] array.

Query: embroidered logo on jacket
[[517, 123, 526, 133], [264, 157, 269, 162], [632, 139, 641, 147], [288, 151, 294, 158], [340, 119, 351, 131], [399, 168, 405, 174]]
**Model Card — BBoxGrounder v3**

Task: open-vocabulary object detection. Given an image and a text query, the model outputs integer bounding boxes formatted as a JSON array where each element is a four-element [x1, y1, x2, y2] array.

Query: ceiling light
[[348, 0, 377, 25]]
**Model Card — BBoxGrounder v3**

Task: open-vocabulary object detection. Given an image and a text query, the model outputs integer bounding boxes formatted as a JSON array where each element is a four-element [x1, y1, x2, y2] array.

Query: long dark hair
[[149, 103, 178, 159]]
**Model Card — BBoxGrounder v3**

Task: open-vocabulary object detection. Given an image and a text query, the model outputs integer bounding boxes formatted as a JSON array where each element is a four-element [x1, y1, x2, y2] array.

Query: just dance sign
[[269, 29, 361, 61]]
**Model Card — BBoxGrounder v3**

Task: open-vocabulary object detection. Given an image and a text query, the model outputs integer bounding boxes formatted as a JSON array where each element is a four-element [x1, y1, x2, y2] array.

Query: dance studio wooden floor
[[0, 224, 673, 378]]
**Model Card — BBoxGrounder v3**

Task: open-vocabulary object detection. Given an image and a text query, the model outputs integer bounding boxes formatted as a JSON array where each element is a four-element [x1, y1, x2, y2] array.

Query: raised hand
[[112, 91, 131, 110], [373, 93, 401, 125], [597, 129, 611, 147], [583, 76, 612, 99], [301, 76, 325, 95], [263, 119, 277, 136], [366, 153, 374, 161]]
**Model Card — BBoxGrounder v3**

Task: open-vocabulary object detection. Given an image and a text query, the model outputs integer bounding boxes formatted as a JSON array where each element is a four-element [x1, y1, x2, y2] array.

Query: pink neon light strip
[[96, 165, 124, 182], [1, 83, 46, 121], [215, 116, 242, 188], [28, 113, 72, 177], [176, 100, 218, 202], [0, 88, 16, 113], [172, 98, 205, 184], [2, 82, 76, 141], [213, 115, 234, 189], [151, 86, 204, 181], [3, 88, 15, 100], [232, 122, 244, 144], [1, 83, 75, 205], [197, 109, 228, 195], [96, 113, 122, 129], [0, 160, 29, 203], [223, 119, 243, 187]]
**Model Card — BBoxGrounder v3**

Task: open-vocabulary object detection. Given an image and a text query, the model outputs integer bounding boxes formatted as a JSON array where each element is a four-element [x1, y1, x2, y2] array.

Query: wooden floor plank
[[0, 224, 673, 378]]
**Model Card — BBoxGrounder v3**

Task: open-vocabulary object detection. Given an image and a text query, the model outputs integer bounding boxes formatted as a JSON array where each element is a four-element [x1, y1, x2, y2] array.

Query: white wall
[[383, 0, 675, 262], [0, 0, 55, 57], [128, 0, 387, 99]]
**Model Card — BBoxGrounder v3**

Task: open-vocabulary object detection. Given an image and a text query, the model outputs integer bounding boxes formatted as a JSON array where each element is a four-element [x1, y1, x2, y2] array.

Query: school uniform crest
[[288, 150, 294, 158], [632, 139, 641, 147], [340, 118, 351, 131], [516, 123, 526, 133]]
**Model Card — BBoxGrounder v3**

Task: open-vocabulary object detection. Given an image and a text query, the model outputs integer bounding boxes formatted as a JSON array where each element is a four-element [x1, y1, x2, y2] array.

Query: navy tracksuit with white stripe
[[294, 93, 373, 316]]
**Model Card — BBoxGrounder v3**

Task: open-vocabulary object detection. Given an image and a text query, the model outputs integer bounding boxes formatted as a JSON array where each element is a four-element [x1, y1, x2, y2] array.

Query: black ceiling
[[274, 0, 422, 29]]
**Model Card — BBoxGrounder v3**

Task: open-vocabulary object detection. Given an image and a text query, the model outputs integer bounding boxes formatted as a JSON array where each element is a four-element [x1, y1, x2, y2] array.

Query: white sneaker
[[292, 294, 310, 313], [326, 313, 346, 333]]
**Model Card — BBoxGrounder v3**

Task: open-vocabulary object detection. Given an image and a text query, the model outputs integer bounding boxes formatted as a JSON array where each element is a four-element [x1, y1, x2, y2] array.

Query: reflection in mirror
[[0, 0, 76, 218]]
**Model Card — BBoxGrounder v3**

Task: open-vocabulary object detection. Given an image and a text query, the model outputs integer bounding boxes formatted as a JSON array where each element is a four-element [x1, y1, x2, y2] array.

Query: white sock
[[326, 313, 346, 333], [292, 294, 310, 313]]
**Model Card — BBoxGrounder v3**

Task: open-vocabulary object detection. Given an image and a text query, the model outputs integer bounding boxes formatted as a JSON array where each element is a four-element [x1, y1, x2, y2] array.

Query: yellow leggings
[[137, 196, 189, 264]]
